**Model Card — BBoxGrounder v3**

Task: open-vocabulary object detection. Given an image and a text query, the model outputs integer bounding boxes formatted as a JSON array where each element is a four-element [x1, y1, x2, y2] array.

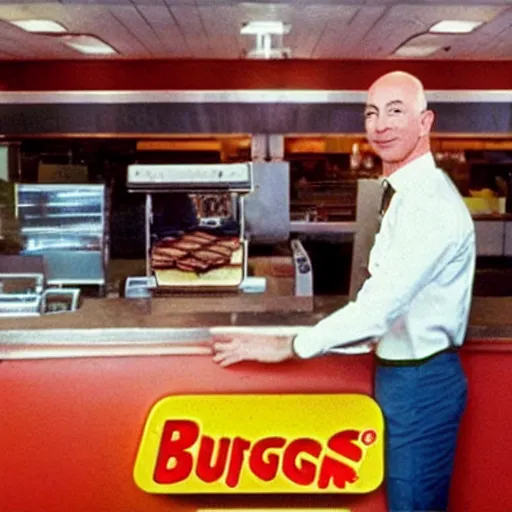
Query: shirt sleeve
[[293, 197, 458, 358]]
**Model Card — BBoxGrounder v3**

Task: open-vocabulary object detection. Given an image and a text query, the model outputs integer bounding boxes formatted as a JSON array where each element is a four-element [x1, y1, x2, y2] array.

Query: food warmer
[[126, 162, 253, 294]]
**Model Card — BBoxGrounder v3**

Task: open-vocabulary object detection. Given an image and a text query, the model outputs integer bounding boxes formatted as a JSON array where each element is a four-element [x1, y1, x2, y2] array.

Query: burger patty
[[188, 230, 218, 242], [172, 240, 204, 251], [176, 257, 211, 272], [192, 249, 229, 266], [151, 231, 241, 273], [152, 246, 188, 259], [216, 238, 240, 251], [205, 244, 232, 257], [180, 234, 211, 245]]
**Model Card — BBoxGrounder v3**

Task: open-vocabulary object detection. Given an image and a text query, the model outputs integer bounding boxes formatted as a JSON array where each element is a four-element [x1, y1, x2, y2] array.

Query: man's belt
[[375, 346, 458, 367]]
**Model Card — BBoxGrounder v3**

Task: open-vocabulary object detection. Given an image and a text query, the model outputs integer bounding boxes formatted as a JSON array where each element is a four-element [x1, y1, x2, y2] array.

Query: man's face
[[364, 82, 431, 166]]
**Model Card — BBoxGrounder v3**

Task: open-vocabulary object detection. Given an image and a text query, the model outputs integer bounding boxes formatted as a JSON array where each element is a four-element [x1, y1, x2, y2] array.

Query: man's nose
[[375, 113, 390, 132]]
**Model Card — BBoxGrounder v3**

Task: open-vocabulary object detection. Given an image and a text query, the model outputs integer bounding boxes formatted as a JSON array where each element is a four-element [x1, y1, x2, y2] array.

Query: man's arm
[[293, 199, 458, 357], [212, 198, 458, 366]]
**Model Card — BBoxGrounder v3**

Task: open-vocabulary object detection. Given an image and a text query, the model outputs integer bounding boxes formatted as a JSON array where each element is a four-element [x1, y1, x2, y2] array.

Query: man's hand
[[211, 333, 296, 367]]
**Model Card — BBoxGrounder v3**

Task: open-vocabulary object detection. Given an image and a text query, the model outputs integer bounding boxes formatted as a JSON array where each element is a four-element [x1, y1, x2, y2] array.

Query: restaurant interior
[[2, 132, 512, 297]]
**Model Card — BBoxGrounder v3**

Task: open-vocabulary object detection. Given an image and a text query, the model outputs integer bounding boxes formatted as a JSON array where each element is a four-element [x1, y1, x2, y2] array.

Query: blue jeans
[[375, 351, 468, 512]]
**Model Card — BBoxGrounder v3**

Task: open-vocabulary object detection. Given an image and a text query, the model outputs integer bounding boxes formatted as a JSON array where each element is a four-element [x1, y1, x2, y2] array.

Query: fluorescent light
[[429, 20, 483, 34], [246, 47, 292, 59], [394, 45, 442, 57], [241, 21, 290, 35], [62, 35, 117, 55], [10, 19, 67, 33]]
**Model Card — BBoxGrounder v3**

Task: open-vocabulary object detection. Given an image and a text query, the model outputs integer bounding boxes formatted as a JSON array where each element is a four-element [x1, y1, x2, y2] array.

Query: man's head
[[364, 71, 434, 175]]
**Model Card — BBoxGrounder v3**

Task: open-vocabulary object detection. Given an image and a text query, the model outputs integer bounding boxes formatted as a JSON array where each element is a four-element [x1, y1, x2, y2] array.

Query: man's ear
[[420, 109, 435, 137]]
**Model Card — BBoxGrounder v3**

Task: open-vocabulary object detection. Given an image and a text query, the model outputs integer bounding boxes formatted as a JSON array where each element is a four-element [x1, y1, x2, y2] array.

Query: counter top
[[1, 296, 512, 360], [1, 295, 512, 332]]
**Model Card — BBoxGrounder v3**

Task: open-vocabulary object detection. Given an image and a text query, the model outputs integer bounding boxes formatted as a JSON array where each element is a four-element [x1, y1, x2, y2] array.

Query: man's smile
[[373, 138, 397, 148]]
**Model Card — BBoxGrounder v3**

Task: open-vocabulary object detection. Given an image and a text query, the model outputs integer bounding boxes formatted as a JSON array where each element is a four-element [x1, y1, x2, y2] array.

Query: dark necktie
[[380, 180, 395, 217]]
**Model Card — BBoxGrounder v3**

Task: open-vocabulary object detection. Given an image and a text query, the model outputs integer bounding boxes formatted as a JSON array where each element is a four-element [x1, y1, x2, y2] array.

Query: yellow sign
[[134, 394, 384, 494]]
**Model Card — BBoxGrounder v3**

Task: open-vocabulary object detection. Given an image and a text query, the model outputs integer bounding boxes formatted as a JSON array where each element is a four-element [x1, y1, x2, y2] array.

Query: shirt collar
[[385, 152, 436, 193]]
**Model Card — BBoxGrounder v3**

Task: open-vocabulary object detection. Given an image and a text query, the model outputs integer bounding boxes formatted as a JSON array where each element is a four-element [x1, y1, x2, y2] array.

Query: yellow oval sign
[[134, 394, 384, 494]]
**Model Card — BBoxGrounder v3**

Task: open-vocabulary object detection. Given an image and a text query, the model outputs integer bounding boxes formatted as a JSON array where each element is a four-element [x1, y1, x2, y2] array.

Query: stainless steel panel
[[0, 90, 510, 105], [0, 101, 510, 134], [2, 328, 213, 345], [475, 220, 505, 256], [43, 251, 105, 285], [0, 327, 214, 360], [503, 221, 512, 257], [244, 161, 290, 243], [349, 179, 382, 301]]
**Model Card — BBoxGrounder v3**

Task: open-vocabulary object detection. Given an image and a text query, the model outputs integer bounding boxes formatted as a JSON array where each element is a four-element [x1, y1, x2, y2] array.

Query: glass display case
[[15, 184, 108, 294]]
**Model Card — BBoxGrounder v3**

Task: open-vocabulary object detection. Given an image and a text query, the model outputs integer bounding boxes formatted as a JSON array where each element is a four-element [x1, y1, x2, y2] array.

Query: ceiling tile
[[359, 3, 508, 58], [170, 6, 212, 56], [439, 8, 512, 59], [136, 3, 190, 56], [198, 5, 243, 58], [312, 5, 386, 58], [108, 5, 163, 56], [0, 1, 508, 60], [59, 0, 132, 4]]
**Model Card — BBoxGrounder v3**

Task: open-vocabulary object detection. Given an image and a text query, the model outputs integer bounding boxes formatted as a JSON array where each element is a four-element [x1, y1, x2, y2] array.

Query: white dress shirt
[[293, 152, 476, 361]]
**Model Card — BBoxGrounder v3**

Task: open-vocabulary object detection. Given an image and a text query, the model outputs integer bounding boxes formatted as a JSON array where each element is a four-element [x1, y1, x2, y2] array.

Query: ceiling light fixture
[[240, 21, 291, 35], [429, 20, 483, 34], [394, 45, 442, 57], [62, 35, 117, 55], [10, 19, 68, 33], [241, 20, 291, 59]]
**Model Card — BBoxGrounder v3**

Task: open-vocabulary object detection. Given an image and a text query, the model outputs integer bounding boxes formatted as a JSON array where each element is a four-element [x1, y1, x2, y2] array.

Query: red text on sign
[[153, 420, 375, 489]]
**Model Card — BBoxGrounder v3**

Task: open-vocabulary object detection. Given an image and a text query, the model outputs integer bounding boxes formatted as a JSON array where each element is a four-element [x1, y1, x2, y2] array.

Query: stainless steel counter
[[0, 325, 308, 360], [1, 295, 512, 360]]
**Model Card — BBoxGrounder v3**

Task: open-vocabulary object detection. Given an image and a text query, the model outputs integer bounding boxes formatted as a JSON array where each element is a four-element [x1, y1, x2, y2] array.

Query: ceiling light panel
[[10, 19, 68, 33], [394, 45, 442, 57], [241, 21, 291, 35], [62, 35, 117, 55], [429, 20, 484, 34]]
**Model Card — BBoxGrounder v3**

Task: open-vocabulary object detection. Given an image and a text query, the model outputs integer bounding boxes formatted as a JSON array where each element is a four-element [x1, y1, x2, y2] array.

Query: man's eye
[[364, 111, 376, 119], [389, 108, 403, 115]]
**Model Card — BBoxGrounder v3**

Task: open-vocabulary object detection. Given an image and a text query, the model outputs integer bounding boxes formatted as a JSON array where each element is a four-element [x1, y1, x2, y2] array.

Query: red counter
[[0, 347, 385, 512], [1, 334, 511, 512], [451, 339, 512, 511]]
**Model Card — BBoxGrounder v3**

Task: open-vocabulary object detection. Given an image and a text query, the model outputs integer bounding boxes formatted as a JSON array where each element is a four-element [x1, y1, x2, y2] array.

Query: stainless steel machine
[[125, 160, 313, 299], [0, 255, 80, 317], [126, 162, 253, 293]]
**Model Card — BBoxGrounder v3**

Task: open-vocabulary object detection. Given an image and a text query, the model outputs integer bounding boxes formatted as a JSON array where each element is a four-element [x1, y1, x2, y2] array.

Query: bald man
[[212, 71, 475, 511]]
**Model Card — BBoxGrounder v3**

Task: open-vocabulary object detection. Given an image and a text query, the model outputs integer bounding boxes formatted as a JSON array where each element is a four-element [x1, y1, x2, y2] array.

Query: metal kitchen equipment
[[0, 272, 45, 317], [14, 184, 109, 295], [244, 160, 313, 298], [0, 255, 81, 317], [126, 162, 253, 291]]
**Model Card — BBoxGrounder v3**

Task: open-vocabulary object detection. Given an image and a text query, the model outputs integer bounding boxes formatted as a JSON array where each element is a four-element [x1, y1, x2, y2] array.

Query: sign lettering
[[134, 394, 384, 494]]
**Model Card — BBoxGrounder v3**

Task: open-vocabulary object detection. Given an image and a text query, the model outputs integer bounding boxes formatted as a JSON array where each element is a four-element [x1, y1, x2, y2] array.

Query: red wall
[[0, 59, 511, 91], [451, 341, 512, 511]]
